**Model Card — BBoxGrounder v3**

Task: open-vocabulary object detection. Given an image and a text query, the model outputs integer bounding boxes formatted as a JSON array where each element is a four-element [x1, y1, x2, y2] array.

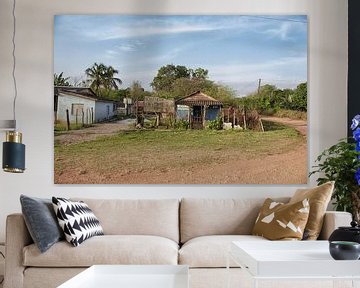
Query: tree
[[54, 72, 70, 86], [291, 82, 307, 111], [85, 63, 122, 97], [151, 64, 190, 92], [190, 68, 208, 80], [129, 81, 145, 101]]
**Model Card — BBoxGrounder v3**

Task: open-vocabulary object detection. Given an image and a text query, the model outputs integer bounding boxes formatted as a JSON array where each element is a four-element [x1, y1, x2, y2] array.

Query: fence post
[[76, 109, 78, 125], [82, 111, 85, 127], [66, 109, 70, 131]]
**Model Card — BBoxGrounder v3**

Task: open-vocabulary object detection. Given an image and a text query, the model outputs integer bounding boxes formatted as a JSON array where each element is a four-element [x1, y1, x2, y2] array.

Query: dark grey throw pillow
[[20, 195, 64, 253]]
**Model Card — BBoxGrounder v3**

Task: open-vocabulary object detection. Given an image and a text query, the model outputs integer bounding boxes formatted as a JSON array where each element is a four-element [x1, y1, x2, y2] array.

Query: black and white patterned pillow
[[52, 197, 104, 247]]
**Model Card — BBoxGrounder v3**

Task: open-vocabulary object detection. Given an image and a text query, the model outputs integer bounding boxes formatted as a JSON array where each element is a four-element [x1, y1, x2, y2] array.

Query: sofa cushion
[[179, 235, 267, 268], [20, 195, 64, 253], [72, 198, 179, 243], [180, 198, 289, 243], [23, 235, 178, 267], [290, 181, 334, 240], [252, 198, 310, 240], [52, 197, 104, 247]]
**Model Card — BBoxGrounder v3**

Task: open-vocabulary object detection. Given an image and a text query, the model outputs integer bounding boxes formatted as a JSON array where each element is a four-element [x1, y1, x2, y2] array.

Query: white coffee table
[[228, 241, 360, 288], [58, 265, 189, 288]]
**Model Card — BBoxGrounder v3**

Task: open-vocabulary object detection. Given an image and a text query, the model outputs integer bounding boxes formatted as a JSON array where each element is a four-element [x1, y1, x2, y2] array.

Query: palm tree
[[85, 63, 122, 97], [54, 72, 70, 86]]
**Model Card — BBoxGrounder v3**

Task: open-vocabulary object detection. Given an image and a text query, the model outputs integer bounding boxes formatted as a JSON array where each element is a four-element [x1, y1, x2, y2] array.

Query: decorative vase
[[328, 221, 360, 244], [329, 241, 360, 260]]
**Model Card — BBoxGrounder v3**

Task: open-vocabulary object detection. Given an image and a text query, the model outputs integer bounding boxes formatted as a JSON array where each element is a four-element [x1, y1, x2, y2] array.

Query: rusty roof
[[176, 91, 222, 106]]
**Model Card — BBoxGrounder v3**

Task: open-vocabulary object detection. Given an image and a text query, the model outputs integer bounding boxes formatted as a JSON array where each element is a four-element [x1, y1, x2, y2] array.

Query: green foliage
[[207, 117, 223, 130], [129, 81, 149, 101], [151, 64, 191, 92], [85, 63, 122, 97], [273, 109, 307, 120], [174, 120, 190, 130], [310, 140, 360, 213], [238, 82, 307, 114], [54, 72, 70, 86]]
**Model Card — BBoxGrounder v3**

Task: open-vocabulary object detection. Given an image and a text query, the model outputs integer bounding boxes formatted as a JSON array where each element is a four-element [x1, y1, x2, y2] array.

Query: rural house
[[176, 91, 223, 129], [54, 87, 117, 124]]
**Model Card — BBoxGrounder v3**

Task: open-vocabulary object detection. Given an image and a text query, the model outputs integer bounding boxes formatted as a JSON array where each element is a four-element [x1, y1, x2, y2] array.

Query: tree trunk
[[351, 190, 360, 223]]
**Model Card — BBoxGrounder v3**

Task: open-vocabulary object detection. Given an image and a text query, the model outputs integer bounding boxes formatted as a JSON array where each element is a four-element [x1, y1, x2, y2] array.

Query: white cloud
[[208, 56, 307, 96]]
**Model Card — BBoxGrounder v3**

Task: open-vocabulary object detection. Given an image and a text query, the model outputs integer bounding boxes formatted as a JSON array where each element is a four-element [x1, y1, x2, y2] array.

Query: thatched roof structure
[[176, 91, 222, 106]]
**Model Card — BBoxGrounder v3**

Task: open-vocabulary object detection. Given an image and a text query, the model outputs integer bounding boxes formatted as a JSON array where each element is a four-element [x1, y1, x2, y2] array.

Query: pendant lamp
[[1, 0, 25, 173]]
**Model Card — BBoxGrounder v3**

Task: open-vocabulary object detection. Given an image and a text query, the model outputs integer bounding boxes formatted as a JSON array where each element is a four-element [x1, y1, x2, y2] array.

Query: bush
[[174, 120, 189, 130], [207, 117, 223, 130]]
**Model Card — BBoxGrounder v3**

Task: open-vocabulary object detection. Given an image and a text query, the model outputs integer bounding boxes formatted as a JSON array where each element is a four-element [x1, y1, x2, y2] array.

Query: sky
[[54, 15, 307, 97]]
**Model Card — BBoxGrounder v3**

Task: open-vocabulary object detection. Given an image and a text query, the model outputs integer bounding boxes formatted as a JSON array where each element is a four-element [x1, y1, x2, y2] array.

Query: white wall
[[0, 0, 348, 242], [95, 101, 116, 122], [57, 94, 95, 124]]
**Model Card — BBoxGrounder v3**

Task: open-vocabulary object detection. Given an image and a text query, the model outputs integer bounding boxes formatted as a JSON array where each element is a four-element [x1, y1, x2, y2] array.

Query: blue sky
[[54, 15, 307, 96]]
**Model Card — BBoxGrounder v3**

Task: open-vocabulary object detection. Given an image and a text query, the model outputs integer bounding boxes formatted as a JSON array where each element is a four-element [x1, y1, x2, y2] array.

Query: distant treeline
[[54, 63, 307, 113]]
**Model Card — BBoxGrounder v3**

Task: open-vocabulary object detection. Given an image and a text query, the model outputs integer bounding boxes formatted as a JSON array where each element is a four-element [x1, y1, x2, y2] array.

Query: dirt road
[[261, 116, 307, 136], [55, 116, 308, 184], [55, 119, 136, 145]]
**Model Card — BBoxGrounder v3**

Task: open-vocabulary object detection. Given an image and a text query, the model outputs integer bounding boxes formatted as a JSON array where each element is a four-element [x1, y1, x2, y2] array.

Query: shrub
[[207, 117, 223, 130], [174, 120, 189, 130]]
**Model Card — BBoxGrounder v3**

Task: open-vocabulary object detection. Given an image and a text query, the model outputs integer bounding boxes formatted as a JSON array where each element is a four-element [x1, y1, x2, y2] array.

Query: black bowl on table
[[329, 241, 360, 260]]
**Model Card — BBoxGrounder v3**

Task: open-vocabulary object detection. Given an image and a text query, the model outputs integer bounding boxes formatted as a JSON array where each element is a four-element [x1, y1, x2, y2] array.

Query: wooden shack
[[176, 91, 223, 129]]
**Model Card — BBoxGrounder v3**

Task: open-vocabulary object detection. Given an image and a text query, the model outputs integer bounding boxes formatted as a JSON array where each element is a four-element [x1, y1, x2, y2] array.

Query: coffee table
[[228, 241, 360, 288], [58, 265, 189, 288]]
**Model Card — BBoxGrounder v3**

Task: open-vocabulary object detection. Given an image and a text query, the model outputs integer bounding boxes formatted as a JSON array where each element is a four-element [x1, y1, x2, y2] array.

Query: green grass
[[55, 127, 304, 176]]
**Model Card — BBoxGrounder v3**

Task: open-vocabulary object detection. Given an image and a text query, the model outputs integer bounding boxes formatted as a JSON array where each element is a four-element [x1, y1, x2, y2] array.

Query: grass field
[[54, 123, 305, 184]]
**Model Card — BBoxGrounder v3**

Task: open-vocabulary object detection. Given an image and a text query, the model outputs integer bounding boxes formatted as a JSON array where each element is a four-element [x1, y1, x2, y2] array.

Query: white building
[[95, 100, 117, 122], [54, 87, 117, 124]]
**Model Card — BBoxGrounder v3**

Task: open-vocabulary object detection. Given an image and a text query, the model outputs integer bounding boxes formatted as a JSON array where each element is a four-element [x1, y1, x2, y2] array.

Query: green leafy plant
[[174, 120, 189, 130], [310, 140, 360, 221], [207, 117, 223, 130]]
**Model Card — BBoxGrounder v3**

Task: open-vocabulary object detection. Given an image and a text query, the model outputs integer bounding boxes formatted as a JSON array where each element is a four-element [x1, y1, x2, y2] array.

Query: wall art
[[54, 15, 307, 184]]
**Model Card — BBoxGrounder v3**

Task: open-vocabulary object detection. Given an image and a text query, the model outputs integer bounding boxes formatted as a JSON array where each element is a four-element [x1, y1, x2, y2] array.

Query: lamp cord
[[11, 0, 17, 129]]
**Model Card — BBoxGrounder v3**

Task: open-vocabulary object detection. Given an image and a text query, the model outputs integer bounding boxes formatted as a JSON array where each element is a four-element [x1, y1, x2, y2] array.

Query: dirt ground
[[54, 116, 308, 184]]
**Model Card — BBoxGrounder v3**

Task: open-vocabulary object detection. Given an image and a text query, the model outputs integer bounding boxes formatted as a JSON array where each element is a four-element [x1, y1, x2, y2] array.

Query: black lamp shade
[[3, 141, 25, 173]]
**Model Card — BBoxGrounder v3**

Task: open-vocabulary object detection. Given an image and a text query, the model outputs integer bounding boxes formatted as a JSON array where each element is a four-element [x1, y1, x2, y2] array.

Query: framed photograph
[[54, 15, 307, 184]]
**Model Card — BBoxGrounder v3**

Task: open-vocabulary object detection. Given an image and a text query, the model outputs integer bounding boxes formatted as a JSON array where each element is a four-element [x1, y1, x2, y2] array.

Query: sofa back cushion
[[72, 198, 179, 243], [180, 198, 289, 243]]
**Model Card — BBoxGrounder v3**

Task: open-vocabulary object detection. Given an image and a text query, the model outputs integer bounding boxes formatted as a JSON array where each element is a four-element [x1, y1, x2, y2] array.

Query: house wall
[[0, 0, 348, 242], [57, 94, 95, 124], [95, 102, 116, 122], [205, 106, 221, 121]]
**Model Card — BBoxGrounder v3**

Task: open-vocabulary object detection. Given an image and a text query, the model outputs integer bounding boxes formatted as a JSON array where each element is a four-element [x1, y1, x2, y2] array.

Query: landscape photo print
[[54, 15, 308, 184]]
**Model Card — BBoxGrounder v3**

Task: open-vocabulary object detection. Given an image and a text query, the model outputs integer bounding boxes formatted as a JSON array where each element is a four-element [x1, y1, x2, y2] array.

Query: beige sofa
[[4, 198, 352, 288]]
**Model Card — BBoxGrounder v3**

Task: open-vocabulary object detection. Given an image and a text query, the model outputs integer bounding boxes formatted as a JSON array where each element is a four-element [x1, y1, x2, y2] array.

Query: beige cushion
[[23, 235, 178, 267], [180, 198, 289, 243], [252, 198, 310, 240], [290, 181, 334, 240], [179, 235, 267, 268], [72, 198, 179, 243]]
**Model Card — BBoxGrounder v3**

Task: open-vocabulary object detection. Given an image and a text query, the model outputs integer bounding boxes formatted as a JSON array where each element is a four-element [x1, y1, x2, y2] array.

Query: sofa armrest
[[4, 214, 33, 288], [318, 211, 352, 240]]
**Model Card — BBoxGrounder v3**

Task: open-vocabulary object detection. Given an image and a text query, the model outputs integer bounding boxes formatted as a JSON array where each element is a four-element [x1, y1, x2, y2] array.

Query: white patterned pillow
[[52, 197, 104, 246]]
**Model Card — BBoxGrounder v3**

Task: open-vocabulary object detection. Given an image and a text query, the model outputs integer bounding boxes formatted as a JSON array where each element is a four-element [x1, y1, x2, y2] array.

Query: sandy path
[[55, 119, 136, 145], [261, 116, 307, 136]]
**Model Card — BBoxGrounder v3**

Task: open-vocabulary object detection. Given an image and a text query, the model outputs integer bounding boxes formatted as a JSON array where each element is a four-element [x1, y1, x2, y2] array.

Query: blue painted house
[[175, 91, 223, 129]]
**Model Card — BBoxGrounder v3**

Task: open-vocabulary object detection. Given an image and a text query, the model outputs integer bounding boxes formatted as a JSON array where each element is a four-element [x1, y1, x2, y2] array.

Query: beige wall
[[0, 0, 348, 242]]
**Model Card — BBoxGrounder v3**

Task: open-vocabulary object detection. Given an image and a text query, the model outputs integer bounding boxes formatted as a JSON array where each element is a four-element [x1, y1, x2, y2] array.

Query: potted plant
[[310, 115, 360, 222]]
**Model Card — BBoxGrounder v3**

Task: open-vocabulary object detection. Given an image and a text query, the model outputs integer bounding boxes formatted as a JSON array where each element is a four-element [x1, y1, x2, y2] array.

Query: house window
[[71, 104, 84, 116]]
